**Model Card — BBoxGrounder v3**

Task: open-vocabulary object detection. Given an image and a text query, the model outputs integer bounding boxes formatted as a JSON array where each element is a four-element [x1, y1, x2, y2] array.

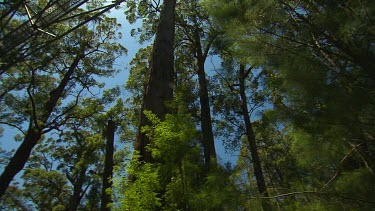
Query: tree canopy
[[1, 0, 374, 210]]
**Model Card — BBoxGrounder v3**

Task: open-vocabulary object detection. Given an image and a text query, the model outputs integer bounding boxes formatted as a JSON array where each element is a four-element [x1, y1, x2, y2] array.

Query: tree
[[0, 185, 33, 210], [22, 168, 70, 210], [175, 0, 219, 171], [238, 64, 270, 210], [121, 109, 241, 210], [134, 0, 176, 163], [0, 0, 126, 72], [12, 87, 126, 210], [100, 120, 116, 211], [0, 15, 126, 198], [205, 0, 375, 208]]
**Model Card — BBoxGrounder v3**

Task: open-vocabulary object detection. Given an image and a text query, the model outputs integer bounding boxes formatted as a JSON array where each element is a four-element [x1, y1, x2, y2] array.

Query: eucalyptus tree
[[0, 14, 126, 198], [210, 57, 272, 210], [175, 0, 220, 171], [5, 87, 127, 210], [127, 0, 176, 163]]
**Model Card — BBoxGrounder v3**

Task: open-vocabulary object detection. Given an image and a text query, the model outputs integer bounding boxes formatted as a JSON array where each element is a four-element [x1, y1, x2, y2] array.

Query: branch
[[42, 87, 85, 134], [4, 190, 33, 211], [352, 144, 375, 175], [24, 63, 39, 129], [66, 172, 75, 184], [150, 0, 161, 13], [254, 190, 375, 204], [1, 1, 125, 72], [255, 190, 317, 199], [0, 121, 25, 135], [320, 143, 363, 191], [243, 66, 254, 79], [203, 31, 222, 59]]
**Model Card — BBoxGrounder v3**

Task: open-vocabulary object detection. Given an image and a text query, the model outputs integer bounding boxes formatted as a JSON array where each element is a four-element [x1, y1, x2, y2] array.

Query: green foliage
[[334, 168, 375, 207], [121, 154, 162, 211], [2, 0, 374, 210], [124, 0, 159, 43], [204, 0, 375, 209], [125, 46, 152, 105], [22, 168, 69, 210], [142, 111, 198, 163], [0, 185, 31, 210], [189, 168, 241, 210], [121, 110, 201, 210], [120, 109, 247, 210]]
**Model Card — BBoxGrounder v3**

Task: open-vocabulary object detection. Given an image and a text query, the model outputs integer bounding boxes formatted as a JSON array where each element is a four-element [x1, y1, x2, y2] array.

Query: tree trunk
[[100, 120, 115, 211], [0, 55, 81, 198], [238, 64, 271, 210], [134, 0, 176, 163], [0, 128, 41, 199], [196, 50, 216, 172], [67, 166, 87, 211]]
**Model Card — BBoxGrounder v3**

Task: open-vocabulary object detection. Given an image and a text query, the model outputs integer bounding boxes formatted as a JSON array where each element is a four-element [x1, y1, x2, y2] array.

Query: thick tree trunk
[[100, 120, 115, 211], [134, 0, 176, 162], [0, 56, 81, 199], [197, 52, 216, 171], [238, 65, 271, 210], [0, 128, 41, 199]]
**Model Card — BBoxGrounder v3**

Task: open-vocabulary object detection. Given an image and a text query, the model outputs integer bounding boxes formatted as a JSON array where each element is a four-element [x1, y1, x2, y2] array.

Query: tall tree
[[208, 56, 272, 209], [176, 0, 218, 171], [205, 0, 375, 208], [0, 15, 125, 198], [134, 0, 177, 162], [11, 87, 124, 210], [238, 64, 270, 210], [100, 120, 115, 211]]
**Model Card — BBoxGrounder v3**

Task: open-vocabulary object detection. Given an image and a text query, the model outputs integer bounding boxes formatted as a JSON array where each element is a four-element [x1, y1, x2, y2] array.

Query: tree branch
[[320, 143, 363, 191]]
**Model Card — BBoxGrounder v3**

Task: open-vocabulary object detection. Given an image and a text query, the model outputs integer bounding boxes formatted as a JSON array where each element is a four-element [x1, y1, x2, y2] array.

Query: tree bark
[[0, 55, 81, 199], [100, 120, 115, 211], [134, 0, 176, 163], [238, 64, 271, 210]]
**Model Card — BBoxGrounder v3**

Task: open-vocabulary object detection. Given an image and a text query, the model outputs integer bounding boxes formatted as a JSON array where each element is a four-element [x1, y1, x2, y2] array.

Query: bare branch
[[0, 121, 25, 135], [320, 143, 363, 191]]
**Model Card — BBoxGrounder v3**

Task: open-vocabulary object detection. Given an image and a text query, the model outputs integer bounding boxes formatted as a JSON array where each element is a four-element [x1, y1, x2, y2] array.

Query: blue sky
[[106, 7, 240, 165], [0, 3, 239, 177]]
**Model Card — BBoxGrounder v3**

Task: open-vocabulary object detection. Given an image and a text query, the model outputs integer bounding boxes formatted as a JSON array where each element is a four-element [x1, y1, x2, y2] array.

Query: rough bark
[[100, 120, 115, 211], [134, 0, 176, 163], [238, 65, 271, 210], [0, 55, 81, 199]]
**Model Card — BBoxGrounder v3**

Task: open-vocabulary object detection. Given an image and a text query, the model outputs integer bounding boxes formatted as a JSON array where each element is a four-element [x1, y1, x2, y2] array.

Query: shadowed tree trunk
[[239, 64, 271, 210], [100, 120, 115, 211], [67, 166, 88, 211], [196, 40, 216, 172], [0, 55, 82, 199], [134, 0, 176, 163], [176, 10, 219, 172]]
